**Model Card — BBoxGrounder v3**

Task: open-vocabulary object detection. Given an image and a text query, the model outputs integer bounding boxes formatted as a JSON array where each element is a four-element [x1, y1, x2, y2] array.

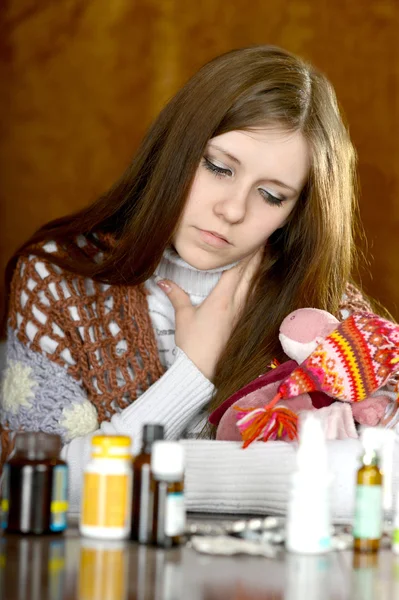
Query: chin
[[176, 245, 230, 271]]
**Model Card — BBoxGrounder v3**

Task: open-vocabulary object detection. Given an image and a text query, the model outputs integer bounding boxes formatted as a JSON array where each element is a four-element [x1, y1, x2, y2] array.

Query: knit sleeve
[[1, 329, 98, 444], [62, 347, 214, 512]]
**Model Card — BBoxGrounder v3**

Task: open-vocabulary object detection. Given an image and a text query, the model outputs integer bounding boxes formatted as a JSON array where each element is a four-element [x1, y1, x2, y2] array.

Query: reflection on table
[[1, 524, 399, 600]]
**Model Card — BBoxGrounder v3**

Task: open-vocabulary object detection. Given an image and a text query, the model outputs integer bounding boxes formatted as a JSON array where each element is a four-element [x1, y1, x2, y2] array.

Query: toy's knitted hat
[[238, 311, 399, 448]]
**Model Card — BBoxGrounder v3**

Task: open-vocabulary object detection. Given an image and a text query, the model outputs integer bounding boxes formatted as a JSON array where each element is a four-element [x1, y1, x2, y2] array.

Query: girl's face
[[173, 128, 310, 270]]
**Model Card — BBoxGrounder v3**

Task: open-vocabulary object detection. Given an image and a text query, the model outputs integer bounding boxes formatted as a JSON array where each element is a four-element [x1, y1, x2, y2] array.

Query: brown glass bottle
[[130, 424, 164, 543], [1, 432, 68, 534], [353, 438, 383, 553], [150, 441, 185, 548]]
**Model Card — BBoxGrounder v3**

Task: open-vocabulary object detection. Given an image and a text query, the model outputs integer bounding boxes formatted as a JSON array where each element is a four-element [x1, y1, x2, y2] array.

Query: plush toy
[[278, 308, 392, 427], [210, 309, 398, 447]]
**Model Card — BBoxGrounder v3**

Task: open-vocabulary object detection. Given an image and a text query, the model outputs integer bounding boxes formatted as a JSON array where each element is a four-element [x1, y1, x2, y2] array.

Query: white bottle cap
[[151, 441, 184, 480], [360, 426, 385, 452]]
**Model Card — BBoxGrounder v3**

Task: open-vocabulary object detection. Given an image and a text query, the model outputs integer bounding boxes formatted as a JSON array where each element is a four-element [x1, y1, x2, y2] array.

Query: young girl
[[1, 45, 396, 522]]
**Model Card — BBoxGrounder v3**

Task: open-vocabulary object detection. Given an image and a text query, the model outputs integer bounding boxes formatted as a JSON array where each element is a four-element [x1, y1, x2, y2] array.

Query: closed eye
[[203, 157, 232, 178], [258, 188, 284, 207], [203, 156, 285, 207]]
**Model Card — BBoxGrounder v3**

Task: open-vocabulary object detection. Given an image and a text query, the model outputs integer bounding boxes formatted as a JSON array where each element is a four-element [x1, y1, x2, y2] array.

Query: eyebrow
[[207, 143, 299, 195]]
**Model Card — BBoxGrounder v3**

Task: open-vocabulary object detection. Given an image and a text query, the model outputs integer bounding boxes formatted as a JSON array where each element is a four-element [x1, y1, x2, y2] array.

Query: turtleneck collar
[[154, 247, 237, 299]]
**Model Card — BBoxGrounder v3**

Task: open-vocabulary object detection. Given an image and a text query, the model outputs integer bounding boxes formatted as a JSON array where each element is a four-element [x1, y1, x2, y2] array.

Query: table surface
[[1, 515, 399, 600]]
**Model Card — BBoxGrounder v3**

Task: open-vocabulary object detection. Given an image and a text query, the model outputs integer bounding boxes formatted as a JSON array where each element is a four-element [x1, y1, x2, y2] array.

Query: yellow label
[[1, 499, 8, 513], [50, 501, 69, 514], [81, 473, 130, 528]]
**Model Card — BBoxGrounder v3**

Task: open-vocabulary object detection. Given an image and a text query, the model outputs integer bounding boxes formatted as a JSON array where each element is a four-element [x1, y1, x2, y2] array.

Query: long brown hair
[[6, 45, 359, 412]]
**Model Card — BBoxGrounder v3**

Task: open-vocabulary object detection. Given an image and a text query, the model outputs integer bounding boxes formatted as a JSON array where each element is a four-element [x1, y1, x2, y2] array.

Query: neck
[[154, 247, 236, 300]]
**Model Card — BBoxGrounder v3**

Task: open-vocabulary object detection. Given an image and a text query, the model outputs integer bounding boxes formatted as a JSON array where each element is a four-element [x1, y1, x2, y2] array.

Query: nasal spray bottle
[[286, 413, 332, 554], [353, 427, 383, 553], [353, 427, 395, 553]]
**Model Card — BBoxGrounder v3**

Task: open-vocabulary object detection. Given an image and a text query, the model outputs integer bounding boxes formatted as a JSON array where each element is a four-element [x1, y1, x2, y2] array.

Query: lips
[[205, 230, 229, 243], [196, 228, 231, 249]]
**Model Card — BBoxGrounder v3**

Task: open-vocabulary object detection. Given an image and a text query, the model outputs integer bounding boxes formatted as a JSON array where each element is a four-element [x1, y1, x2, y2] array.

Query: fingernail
[[157, 280, 172, 294]]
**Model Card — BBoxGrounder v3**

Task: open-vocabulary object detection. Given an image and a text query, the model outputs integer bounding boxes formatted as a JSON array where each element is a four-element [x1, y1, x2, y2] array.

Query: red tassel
[[234, 392, 298, 448]]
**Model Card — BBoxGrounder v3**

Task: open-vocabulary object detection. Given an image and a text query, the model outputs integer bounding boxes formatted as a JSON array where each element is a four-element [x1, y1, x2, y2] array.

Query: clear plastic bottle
[[286, 413, 332, 554], [1, 432, 68, 534], [151, 441, 185, 548], [80, 435, 133, 540]]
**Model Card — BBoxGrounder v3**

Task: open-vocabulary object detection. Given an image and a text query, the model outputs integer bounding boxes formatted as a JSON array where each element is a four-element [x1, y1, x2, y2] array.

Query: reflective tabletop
[[1, 516, 398, 600]]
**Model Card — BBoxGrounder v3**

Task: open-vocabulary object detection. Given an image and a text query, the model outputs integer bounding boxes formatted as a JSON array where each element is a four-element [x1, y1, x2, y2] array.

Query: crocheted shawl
[[7, 238, 164, 422]]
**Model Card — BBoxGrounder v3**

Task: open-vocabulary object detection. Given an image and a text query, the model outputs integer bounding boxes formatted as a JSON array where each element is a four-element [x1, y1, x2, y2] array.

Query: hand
[[157, 249, 263, 381]]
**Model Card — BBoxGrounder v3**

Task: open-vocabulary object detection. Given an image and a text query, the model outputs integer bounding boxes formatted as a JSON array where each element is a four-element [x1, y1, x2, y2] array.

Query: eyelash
[[202, 157, 284, 207]]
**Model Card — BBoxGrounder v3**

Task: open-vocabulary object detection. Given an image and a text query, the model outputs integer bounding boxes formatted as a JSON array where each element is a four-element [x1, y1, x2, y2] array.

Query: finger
[[157, 279, 193, 313]]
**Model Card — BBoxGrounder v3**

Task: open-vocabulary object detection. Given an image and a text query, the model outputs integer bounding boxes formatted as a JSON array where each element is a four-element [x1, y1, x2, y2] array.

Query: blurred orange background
[[1, 0, 398, 326]]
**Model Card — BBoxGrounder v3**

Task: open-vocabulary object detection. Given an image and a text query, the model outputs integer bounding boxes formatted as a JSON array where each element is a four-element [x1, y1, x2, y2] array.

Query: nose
[[213, 185, 248, 224]]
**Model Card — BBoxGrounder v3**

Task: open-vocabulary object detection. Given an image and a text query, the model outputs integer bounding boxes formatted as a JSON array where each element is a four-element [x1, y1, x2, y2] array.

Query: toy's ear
[[280, 308, 339, 344], [279, 308, 340, 364]]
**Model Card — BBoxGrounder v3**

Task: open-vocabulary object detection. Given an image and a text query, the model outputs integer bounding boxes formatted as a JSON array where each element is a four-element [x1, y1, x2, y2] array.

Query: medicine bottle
[[80, 435, 132, 540], [353, 428, 383, 553], [131, 424, 164, 543], [286, 414, 332, 554], [151, 441, 185, 548], [1, 432, 68, 534]]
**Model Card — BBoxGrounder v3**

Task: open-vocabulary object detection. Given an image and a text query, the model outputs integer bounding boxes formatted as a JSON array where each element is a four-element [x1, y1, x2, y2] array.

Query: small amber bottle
[[353, 429, 383, 553], [151, 441, 185, 548], [1, 432, 68, 534], [130, 424, 164, 543]]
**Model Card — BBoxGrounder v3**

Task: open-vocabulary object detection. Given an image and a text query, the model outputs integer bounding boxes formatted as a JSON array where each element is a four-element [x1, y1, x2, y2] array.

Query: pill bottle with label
[[80, 435, 133, 540], [1, 432, 68, 534], [131, 424, 164, 543], [353, 428, 383, 553], [151, 441, 185, 548]]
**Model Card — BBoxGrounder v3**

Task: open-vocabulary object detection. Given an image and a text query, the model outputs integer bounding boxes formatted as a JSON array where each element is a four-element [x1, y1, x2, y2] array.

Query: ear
[[280, 308, 339, 343]]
